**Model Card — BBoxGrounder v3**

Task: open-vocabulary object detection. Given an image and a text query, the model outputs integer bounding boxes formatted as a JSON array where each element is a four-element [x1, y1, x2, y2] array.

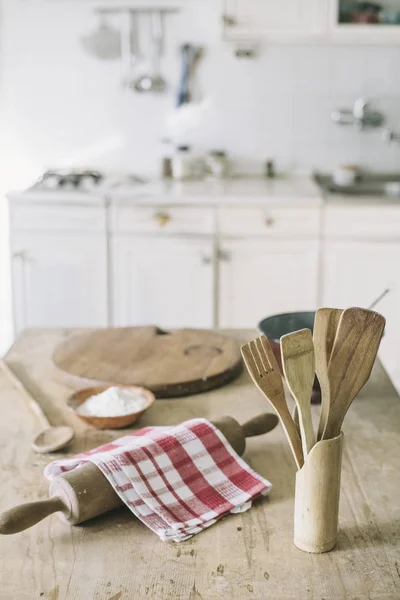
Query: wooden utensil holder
[[294, 432, 343, 553]]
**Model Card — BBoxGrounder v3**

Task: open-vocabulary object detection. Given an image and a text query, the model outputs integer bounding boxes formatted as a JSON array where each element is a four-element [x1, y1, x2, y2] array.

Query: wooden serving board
[[52, 327, 242, 398]]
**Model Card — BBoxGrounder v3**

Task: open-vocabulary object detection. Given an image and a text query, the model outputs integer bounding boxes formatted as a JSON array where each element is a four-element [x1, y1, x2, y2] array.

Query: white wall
[[2, 0, 400, 177], [1, 0, 400, 351]]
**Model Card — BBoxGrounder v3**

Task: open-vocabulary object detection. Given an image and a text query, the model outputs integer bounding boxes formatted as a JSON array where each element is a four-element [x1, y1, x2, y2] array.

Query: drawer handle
[[201, 254, 212, 265], [154, 212, 171, 227], [218, 249, 231, 262], [12, 251, 28, 260], [264, 216, 275, 228], [222, 14, 237, 26]]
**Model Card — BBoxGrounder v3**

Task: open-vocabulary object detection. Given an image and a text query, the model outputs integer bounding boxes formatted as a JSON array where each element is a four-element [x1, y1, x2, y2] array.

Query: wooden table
[[1, 329, 399, 600]]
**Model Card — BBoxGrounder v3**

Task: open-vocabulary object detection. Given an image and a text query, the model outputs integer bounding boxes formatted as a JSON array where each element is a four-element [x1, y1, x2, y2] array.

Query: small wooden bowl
[[67, 385, 155, 429]]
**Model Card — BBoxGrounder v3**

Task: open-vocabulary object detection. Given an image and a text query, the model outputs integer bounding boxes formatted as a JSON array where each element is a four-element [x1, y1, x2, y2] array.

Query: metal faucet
[[331, 97, 385, 130]]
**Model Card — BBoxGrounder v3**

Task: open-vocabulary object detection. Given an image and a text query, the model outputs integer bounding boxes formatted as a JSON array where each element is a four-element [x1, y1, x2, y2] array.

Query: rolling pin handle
[[0, 497, 68, 535], [241, 413, 279, 438]]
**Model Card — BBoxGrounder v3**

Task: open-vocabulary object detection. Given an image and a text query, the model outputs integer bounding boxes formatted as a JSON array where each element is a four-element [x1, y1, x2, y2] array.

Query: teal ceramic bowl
[[258, 311, 315, 341], [257, 311, 320, 404]]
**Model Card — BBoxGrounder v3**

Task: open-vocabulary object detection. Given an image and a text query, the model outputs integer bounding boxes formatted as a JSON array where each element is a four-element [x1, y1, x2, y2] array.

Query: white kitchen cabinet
[[219, 239, 319, 328], [329, 0, 400, 42], [112, 236, 214, 329], [223, 0, 327, 39], [323, 240, 400, 389], [11, 233, 108, 333]]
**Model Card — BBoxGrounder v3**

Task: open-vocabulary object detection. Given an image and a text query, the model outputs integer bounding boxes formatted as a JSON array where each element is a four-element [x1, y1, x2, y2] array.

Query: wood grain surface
[[52, 326, 242, 397], [1, 328, 400, 600]]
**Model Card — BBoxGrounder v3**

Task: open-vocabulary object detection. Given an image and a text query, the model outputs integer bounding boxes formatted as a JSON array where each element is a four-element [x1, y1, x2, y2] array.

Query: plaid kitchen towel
[[44, 418, 272, 542]]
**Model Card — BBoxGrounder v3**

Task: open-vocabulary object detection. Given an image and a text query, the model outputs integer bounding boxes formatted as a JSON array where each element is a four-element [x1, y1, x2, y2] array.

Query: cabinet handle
[[201, 254, 212, 265], [222, 14, 237, 26], [218, 249, 231, 262], [264, 216, 275, 228], [154, 212, 171, 227], [12, 251, 27, 260]]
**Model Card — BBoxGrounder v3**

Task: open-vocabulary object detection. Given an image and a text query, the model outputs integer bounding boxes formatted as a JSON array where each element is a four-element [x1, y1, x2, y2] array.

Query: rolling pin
[[0, 413, 278, 535]]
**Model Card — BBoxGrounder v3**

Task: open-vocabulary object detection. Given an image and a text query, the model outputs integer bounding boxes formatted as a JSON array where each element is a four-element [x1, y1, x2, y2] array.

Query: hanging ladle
[[134, 11, 166, 93]]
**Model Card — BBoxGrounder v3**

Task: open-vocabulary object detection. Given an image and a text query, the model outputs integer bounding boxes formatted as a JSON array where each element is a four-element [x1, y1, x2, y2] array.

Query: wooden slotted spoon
[[281, 329, 315, 458], [322, 307, 386, 440], [241, 336, 304, 469], [314, 308, 344, 440]]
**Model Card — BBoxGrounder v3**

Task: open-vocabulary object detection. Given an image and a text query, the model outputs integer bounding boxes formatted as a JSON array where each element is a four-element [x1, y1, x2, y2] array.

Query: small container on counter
[[332, 164, 360, 187], [265, 159, 275, 179], [173, 145, 192, 180], [206, 150, 229, 179], [160, 138, 174, 180]]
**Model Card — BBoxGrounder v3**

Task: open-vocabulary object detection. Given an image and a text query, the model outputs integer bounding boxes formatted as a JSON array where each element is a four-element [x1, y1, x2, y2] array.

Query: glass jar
[[206, 150, 228, 179]]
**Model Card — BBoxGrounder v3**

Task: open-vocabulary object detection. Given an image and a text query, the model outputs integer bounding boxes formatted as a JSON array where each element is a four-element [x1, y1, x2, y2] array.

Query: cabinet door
[[329, 0, 400, 40], [112, 236, 214, 329], [224, 0, 327, 38], [219, 239, 319, 328], [323, 241, 400, 389], [12, 234, 108, 333]]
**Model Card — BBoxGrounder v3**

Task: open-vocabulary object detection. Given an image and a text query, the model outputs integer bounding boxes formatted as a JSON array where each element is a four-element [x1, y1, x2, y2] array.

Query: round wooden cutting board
[[52, 327, 242, 398]]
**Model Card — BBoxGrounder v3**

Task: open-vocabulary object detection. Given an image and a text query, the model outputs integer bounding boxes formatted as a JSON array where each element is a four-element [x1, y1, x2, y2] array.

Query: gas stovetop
[[30, 169, 146, 192]]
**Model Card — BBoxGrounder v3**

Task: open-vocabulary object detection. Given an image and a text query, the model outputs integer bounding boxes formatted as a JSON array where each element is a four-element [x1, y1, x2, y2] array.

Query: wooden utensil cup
[[294, 432, 343, 553]]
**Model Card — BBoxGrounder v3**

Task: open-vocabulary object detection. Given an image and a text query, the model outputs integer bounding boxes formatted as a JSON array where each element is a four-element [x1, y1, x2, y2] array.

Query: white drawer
[[10, 204, 106, 233], [111, 206, 214, 234], [218, 207, 320, 237], [325, 206, 400, 239]]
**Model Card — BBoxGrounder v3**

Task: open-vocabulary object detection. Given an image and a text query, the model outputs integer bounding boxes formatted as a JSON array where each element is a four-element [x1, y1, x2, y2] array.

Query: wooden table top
[[1, 328, 399, 600]]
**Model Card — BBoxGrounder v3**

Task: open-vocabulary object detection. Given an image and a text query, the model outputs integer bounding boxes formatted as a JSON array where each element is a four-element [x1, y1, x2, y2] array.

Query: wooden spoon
[[322, 307, 386, 440], [0, 360, 74, 454], [314, 308, 344, 440], [281, 329, 316, 457]]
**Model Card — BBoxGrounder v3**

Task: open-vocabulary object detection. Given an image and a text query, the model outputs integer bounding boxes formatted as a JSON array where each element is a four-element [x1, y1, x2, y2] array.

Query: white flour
[[77, 386, 149, 417]]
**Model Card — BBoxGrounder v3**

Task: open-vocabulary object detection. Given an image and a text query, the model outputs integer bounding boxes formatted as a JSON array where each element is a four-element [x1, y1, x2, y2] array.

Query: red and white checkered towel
[[45, 418, 272, 542]]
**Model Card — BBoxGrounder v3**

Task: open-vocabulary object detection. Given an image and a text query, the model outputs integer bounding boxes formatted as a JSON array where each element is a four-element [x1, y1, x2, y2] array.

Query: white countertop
[[9, 174, 400, 208], [8, 175, 323, 208], [324, 192, 400, 207], [106, 175, 323, 207]]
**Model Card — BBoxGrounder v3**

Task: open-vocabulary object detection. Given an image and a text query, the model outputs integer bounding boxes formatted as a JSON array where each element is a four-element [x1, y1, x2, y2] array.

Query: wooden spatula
[[314, 308, 344, 440], [241, 336, 304, 469], [281, 329, 316, 458], [322, 307, 386, 440]]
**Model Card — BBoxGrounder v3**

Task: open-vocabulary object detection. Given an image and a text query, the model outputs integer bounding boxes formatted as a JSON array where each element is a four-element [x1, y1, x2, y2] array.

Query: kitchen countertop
[[9, 173, 400, 208], [107, 175, 323, 207], [1, 328, 399, 600], [324, 192, 400, 207], [8, 175, 323, 207]]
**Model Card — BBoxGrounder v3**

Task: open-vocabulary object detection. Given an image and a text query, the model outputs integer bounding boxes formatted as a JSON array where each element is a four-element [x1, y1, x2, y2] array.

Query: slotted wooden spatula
[[281, 329, 316, 458], [314, 308, 344, 440], [241, 336, 304, 469], [322, 307, 386, 440]]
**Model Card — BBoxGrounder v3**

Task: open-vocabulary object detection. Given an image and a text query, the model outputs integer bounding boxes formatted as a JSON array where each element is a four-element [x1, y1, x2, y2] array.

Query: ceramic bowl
[[258, 311, 321, 404], [67, 384, 155, 429]]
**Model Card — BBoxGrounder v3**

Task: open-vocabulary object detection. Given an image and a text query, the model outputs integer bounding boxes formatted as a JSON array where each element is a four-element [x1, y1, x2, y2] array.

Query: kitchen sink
[[314, 172, 400, 197]]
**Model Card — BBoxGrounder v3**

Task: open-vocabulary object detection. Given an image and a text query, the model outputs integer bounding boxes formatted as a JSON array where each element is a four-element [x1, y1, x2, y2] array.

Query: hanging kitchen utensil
[[81, 14, 122, 61], [176, 44, 203, 107], [322, 307, 386, 440], [122, 11, 141, 89], [241, 336, 304, 470], [134, 11, 166, 93], [281, 329, 316, 457], [314, 308, 343, 440]]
